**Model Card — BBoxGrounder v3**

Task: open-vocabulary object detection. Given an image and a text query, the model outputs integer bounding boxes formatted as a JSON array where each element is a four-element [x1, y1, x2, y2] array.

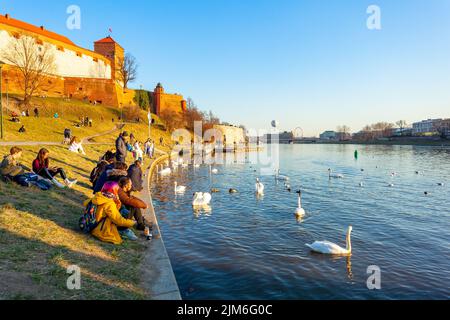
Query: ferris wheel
[[292, 127, 304, 139]]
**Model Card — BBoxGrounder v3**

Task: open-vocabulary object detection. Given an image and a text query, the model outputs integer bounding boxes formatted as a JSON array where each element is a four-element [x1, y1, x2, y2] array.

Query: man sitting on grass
[[0, 147, 28, 179], [118, 177, 150, 239], [0, 147, 52, 190], [127, 160, 144, 192]]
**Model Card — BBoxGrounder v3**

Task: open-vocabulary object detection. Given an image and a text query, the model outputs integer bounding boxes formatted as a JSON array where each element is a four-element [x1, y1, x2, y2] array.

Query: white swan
[[275, 169, 289, 181], [359, 182, 364, 187], [295, 191, 305, 218], [174, 182, 186, 194], [192, 192, 212, 207], [255, 178, 265, 195], [209, 165, 219, 174], [159, 167, 172, 175], [306, 226, 353, 256], [388, 183, 394, 187], [328, 168, 344, 179]]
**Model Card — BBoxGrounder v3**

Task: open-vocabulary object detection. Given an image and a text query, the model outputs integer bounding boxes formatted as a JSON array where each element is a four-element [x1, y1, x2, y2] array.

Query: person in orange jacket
[[88, 181, 136, 245]]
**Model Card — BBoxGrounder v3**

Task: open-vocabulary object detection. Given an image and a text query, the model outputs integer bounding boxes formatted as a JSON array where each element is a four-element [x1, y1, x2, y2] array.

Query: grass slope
[[0, 138, 156, 300]]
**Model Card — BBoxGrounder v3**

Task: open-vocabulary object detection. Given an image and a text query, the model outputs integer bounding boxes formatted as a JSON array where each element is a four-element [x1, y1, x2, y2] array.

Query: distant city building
[[391, 127, 413, 137], [412, 119, 442, 136], [319, 131, 337, 140], [263, 131, 294, 143], [433, 118, 450, 137]]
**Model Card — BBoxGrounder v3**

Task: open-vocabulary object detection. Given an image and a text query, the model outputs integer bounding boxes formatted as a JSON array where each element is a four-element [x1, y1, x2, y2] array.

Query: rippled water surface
[[151, 144, 450, 300]]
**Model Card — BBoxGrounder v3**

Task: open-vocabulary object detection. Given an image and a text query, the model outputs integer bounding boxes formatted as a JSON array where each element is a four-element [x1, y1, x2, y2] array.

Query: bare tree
[[371, 122, 394, 138], [118, 53, 138, 89], [336, 125, 351, 141], [1, 35, 56, 106], [396, 120, 408, 130]]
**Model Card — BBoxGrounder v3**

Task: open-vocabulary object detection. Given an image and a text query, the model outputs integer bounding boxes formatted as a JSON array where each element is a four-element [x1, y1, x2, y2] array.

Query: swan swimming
[[255, 178, 265, 195], [328, 168, 344, 179], [174, 182, 186, 194], [192, 192, 212, 207], [209, 165, 219, 174], [437, 183, 444, 186], [295, 190, 305, 218], [306, 226, 353, 256]]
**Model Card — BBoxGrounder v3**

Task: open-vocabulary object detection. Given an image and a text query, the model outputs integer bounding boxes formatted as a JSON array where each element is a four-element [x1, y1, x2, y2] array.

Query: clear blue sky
[[2, 0, 450, 136]]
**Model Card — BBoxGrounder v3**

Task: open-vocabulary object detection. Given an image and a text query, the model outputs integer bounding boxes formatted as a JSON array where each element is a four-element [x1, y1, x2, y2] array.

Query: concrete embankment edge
[[138, 154, 182, 300]]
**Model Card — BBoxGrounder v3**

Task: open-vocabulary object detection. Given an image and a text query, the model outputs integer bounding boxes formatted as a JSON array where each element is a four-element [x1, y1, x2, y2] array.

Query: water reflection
[[151, 144, 450, 299]]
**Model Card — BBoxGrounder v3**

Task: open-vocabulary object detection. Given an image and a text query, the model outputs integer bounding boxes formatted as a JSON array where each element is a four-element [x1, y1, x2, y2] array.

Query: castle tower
[[94, 36, 124, 84], [153, 82, 164, 115]]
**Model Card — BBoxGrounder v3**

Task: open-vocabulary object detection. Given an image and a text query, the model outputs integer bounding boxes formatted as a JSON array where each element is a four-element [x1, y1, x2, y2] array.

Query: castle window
[[76, 52, 82, 57], [78, 87, 83, 91], [57, 46, 64, 52], [93, 57, 98, 62], [12, 32, 20, 39]]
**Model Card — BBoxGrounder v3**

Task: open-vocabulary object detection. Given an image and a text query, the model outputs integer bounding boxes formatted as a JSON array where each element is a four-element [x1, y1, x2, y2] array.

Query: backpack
[[90, 161, 107, 185], [79, 201, 101, 233]]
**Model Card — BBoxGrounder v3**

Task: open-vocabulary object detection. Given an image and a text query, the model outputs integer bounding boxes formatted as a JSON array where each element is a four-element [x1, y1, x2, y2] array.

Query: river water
[[150, 144, 450, 300]]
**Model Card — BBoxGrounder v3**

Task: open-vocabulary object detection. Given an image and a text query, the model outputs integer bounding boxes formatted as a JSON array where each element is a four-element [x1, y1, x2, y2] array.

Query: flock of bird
[[158, 159, 446, 256], [157, 160, 358, 256]]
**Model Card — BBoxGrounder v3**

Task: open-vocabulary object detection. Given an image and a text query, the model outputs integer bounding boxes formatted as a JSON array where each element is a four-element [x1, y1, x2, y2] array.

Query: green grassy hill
[[1, 95, 173, 152]]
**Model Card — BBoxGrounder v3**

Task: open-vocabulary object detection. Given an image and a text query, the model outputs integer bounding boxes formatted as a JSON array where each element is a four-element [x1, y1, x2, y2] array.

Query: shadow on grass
[[0, 226, 146, 300], [0, 147, 148, 300]]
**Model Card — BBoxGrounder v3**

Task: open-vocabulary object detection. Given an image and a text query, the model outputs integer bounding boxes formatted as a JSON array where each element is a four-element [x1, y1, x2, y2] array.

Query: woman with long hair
[[68, 136, 86, 155], [32, 148, 78, 188]]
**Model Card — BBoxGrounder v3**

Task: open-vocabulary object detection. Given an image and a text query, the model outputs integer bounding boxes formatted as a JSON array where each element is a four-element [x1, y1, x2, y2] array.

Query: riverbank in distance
[[287, 138, 450, 147]]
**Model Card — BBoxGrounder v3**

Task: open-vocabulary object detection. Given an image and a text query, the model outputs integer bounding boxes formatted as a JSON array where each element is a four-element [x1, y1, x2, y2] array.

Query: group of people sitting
[[1, 130, 154, 245], [87, 133, 151, 244], [0, 147, 78, 190]]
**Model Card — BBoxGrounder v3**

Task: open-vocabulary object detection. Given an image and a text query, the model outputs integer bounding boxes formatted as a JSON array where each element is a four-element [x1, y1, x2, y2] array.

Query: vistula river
[[150, 144, 450, 300]]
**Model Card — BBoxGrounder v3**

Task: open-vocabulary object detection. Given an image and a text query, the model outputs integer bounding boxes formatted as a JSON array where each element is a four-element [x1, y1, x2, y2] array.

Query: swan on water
[[174, 182, 186, 194], [255, 178, 265, 195], [229, 188, 238, 194], [328, 168, 344, 179], [306, 226, 353, 256], [359, 182, 364, 187], [192, 192, 212, 207], [295, 190, 305, 218], [209, 165, 219, 174], [159, 167, 172, 175], [437, 183, 444, 186], [275, 169, 289, 181]]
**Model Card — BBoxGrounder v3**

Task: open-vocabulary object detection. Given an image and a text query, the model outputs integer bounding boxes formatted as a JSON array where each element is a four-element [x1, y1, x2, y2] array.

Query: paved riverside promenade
[[137, 154, 181, 300]]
